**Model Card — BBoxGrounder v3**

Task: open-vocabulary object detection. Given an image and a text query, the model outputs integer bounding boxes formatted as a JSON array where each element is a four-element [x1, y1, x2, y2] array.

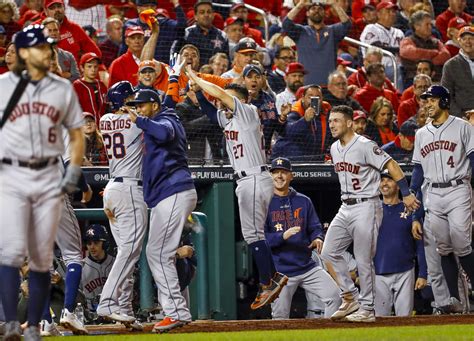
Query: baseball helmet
[[14, 24, 55, 52], [84, 224, 109, 250], [107, 81, 137, 111], [420, 85, 450, 110]]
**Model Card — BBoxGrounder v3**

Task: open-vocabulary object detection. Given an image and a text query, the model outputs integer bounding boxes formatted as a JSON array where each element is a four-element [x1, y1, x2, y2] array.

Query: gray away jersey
[[81, 255, 115, 311], [100, 113, 143, 179], [331, 135, 392, 199], [0, 72, 83, 159], [412, 116, 474, 183], [217, 97, 266, 172]]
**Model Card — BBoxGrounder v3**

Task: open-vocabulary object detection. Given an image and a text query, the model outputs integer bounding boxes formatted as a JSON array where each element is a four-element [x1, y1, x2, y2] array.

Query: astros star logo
[[211, 38, 223, 49], [276, 159, 283, 165], [400, 210, 409, 219], [274, 223, 283, 231]]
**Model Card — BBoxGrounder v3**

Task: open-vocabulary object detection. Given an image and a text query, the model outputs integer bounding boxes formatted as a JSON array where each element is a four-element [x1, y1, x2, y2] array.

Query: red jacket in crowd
[[348, 68, 398, 94], [57, 17, 101, 64], [108, 50, 139, 87], [73, 78, 108, 125], [354, 83, 399, 113], [397, 96, 419, 128], [435, 9, 473, 42]]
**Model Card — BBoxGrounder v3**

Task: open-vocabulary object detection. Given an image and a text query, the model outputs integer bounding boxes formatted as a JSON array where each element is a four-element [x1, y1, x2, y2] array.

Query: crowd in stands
[[0, 0, 473, 165]]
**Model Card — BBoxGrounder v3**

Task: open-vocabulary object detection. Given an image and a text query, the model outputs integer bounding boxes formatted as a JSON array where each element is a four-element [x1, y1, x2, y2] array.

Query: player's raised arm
[[186, 65, 235, 111], [384, 159, 420, 212]]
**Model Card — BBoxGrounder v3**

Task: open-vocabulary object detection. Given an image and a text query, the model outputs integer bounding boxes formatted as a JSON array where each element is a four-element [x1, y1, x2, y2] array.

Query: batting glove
[[168, 53, 185, 82], [60, 164, 82, 194]]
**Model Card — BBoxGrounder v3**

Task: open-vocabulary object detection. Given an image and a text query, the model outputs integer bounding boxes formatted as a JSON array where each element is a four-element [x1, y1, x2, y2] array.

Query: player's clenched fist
[[283, 226, 301, 240], [402, 193, 420, 213]]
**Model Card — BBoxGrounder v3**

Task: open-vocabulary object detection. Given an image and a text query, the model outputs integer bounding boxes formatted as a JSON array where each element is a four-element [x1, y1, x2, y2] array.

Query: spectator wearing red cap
[[43, 16, 80, 81], [99, 16, 123, 67], [177, 0, 229, 65], [397, 74, 431, 128], [435, 0, 472, 42], [400, 10, 450, 88], [360, 1, 404, 88], [73, 53, 107, 125], [445, 17, 469, 57], [351, 4, 377, 41], [108, 26, 145, 87], [351, 0, 378, 21], [268, 46, 296, 95], [283, 0, 351, 86], [352, 110, 368, 136], [354, 63, 399, 115], [224, 17, 245, 57], [120, 0, 187, 63], [42, 0, 101, 64], [441, 26, 474, 117], [272, 84, 333, 161], [324, 70, 365, 112], [17, 9, 41, 27], [0, 0, 21, 44], [222, 39, 258, 79], [228, 3, 265, 47], [275, 62, 306, 116]]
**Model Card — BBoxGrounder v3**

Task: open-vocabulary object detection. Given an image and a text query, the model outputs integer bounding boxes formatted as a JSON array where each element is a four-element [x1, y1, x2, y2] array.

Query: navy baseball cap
[[126, 89, 161, 106], [270, 157, 292, 172], [14, 24, 56, 50], [400, 120, 417, 137], [420, 85, 450, 100], [380, 169, 393, 179], [242, 64, 262, 78]]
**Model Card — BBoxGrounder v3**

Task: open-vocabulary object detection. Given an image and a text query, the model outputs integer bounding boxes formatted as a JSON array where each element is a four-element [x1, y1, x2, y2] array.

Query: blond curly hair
[[0, 0, 19, 22]]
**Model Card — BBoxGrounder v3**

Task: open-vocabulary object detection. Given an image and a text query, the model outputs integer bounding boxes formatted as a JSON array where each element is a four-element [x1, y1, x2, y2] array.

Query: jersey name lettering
[[334, 162, 361, 174], [224, 130, 239, 141], [100, 119, 132, 131], [9, 102, 60, 123], [84, 276, 107, 293], [420, 140, 457, 158]]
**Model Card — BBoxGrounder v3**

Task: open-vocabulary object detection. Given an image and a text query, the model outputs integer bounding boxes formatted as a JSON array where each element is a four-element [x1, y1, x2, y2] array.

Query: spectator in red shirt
[[108, 26, 145, 87], [99, 16, 123, 67], [354, 63, 399, 114], [400, 10, 450, 87], [73, 52, 107, 125], [351, 4, 377, 40], [224, 17, 245, 56], [43, 0, 101, 64], [0, 0, 21, 44], [435, 0, 472, 42], [445, 17, 468, 57], [397, 74, 431, 128], [365, 96, 399, 146], [19, 0, 42, 17], [281, 0, 307, 24], [348, 46, 398, 95], [400, 59, 435, 102], [229, 3, 265, 47], [351, 0, 379, 21]]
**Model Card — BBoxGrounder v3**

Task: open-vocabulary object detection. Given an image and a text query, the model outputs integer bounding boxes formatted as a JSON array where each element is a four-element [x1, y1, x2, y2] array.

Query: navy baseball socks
[[64, 263, 83, 312], [441, 253, 460, 300], [458, 251, 474, 286], [28, 271, 51, 326], [0, 265, 21, 321], [249, 240, 288, 310]]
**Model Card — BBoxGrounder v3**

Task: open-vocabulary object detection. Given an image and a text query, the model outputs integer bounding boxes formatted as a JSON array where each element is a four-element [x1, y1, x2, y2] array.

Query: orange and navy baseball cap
[[79, 52, 101, 67], [125, 26, 145, 37], [235, 39, 257, 54], [139, 60, 157, 72], [458, 25, 474, 39], [270, 157, 292, 172]]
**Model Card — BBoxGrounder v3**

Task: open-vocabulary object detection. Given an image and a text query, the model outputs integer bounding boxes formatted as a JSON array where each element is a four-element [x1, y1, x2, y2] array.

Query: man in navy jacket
[[264, 157, 341, 318]]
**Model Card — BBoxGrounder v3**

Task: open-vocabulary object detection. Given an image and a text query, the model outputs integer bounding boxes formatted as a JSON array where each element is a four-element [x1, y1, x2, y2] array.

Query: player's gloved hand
[[168, 53, 185, 82], [60, 164, 82, 194]]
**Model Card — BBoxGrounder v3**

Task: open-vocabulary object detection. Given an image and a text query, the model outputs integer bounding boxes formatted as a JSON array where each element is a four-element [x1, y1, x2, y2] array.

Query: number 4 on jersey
[[447, 156, 455, 168]]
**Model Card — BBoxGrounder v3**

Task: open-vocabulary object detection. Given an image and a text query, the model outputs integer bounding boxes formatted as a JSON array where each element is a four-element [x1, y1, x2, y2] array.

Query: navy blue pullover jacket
[[264, 188, 324, 277], [136, 106, 195, 207], [374, 202, 427, 279]]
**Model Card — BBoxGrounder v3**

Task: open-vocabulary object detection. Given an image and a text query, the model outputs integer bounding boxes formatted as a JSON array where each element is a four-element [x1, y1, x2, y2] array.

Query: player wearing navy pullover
[[264, 157, 341, 319], [127, 88, 197, 333], [373, 171, 428, 317]]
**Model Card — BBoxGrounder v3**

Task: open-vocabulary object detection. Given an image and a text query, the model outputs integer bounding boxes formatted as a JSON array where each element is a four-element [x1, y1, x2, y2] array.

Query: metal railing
[[343, 36, 399, 89]]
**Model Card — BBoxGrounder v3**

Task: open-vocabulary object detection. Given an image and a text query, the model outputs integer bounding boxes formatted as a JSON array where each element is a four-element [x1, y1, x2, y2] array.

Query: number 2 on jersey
[[103, 133, 126, 159], [352, 178, 361, 190]]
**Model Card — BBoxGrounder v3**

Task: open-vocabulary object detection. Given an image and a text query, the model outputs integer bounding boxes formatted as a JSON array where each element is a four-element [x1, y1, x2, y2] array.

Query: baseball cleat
[[23, 326, 41, 341], [100, 312, 136, 324], [344, 308, 376, 322], [436, 297, 464, 314], [330, 299, 360, 320], [40, 319, 63, 336], [3, 321, 21, 341], [123, 320, 144, 331], [60, 308, 89, 335], [250, 276, 288, 310], [152, 317, 189, 333]]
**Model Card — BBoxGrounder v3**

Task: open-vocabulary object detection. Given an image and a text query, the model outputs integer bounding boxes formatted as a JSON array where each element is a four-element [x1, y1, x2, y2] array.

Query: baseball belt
[[1, 157, 59, 170], [233, 165, 269, 180], [431, 179, 464, 188]]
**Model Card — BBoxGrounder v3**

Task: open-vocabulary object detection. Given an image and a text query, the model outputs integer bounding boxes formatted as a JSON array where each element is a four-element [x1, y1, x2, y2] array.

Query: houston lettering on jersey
[[9, 102, 60, 123], [224, 130, 239, 141], [334, 162, 361, 174], [420, 140, 457, 158], [100, 118, 132, 131], [271, 207, 303, 230], [84, 276, 107, 293]]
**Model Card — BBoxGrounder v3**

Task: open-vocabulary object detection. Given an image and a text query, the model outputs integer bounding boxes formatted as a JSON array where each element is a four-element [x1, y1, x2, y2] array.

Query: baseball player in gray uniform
[[0, 25, 84, 340], [410, 85, 474, 307], [187, 66, 289, 310], [320, 105, 419, 323], [97, 81, 147, 330]]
